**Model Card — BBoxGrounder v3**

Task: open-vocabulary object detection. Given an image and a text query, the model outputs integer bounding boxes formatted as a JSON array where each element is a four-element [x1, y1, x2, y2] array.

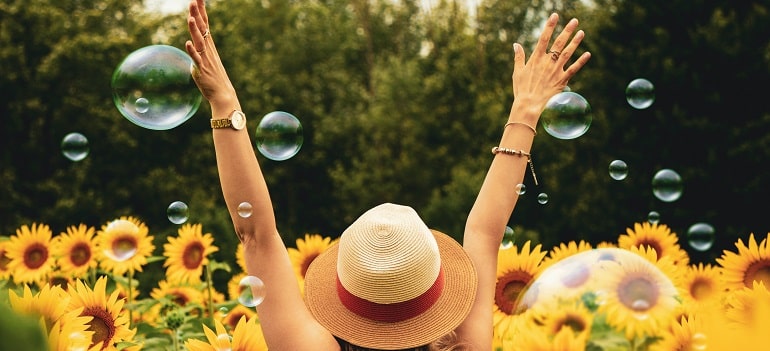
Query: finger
[[549, 18, 578, 54], [564, 51, 591, 78], [196, 0, 209, 27], [512, 43, 525, 74], [556, 29, 585, 65], [189, 0, 207, 35], [534, 13, 559, 58], [187, 17, 206, 53]]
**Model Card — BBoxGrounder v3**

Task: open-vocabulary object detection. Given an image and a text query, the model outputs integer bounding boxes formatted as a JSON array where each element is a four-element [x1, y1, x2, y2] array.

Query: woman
[[184, 0, 590, 350]]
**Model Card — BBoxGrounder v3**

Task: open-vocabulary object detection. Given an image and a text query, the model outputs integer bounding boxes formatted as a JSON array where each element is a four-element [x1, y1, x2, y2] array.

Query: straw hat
[[304, 203, 477, 350]]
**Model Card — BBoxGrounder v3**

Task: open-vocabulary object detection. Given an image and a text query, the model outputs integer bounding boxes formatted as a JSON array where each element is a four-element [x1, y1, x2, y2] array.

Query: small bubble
[[135, 97, 150, 114], [687, 222, 715, 252], [652, 169, 683, 202], [255, 111, 304, 161], [647, 211, 660, 224], [608, 160, 628, 180], [61, 132, 90, 161], [238, 275, 266, 307], [541, 91, 592, 140], [167, 201, 189, 224], [237, 202, 253, 218], [537, 193, 549, 205], [500, 226, 515, 250], [515, 183, 526, 195], [626, 78, 655, 109]]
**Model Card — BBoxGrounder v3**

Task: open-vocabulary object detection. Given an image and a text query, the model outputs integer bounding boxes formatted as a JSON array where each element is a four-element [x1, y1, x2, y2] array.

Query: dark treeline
[[2, 0, 769, 281]]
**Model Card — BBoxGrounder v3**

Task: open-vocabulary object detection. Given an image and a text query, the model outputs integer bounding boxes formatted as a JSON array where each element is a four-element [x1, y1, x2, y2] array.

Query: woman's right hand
[[184, 0, 238, 109]]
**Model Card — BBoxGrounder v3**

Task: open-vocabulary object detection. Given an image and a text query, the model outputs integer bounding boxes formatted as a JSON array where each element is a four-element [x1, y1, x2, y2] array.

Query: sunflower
[[236, 242, 247, 272], [185, 316, 268, 351], [598, 256, 680, 339], [493, 240, 547, 339], [716, 232, 770, 290], [221, 304, 256, 331], [540, 240, 593, 269], [67, 277, 135, 350], [52, 224, 98, 279], [287, 233, 337, 286], [0, 239, 12, 280], [163, 223, 219, 284], [627, 245, 685, 285], [618, 222, 690, 267], [228, 272, 249, 301], [723, 280, 770, 327], [95, 217, 155, 276], [144, 279, 206, 324], [6, 223, 55, 284], [649, 314, 707, 351], [535, 301, 593, 340], [47, 318, 94, 351], [678, 263, 724, 309]]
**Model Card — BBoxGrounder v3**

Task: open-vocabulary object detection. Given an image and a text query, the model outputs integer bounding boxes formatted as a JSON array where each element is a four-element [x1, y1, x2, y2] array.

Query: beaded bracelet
[[504, 121, 537, 136], [491, 146, 539, 185]]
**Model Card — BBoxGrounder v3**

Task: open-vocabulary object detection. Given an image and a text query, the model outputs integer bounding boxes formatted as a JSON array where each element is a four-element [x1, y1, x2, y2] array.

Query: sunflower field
[[1, 215, 769, 351]]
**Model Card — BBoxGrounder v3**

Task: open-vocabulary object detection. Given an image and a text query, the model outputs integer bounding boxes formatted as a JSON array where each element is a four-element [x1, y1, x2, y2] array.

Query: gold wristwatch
[[210, 110, 246, 130]]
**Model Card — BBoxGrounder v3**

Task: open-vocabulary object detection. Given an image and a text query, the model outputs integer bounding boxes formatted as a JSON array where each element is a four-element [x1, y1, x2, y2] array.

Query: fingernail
[[550, 13, 558, 21]]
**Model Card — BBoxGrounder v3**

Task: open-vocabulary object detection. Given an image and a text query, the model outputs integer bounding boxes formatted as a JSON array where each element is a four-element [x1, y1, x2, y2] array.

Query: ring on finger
[[197, 48, 206, 54], [202, 29, 210, 39], [547, 50, 561, 61]]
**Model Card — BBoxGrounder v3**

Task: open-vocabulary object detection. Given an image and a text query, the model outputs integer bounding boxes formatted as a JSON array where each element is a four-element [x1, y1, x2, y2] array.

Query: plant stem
[[205, 263, 214, 323], [128, 268, 134, 327]]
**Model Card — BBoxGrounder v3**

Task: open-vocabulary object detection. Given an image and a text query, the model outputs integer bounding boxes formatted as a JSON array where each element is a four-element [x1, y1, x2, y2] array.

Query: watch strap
[[210, 118, 233, 129]]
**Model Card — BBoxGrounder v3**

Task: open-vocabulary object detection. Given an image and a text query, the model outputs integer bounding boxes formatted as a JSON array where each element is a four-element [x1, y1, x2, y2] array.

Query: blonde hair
[[429, 331, 473, 351]]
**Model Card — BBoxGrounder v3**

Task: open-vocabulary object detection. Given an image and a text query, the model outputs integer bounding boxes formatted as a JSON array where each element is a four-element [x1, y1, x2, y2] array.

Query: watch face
[[231, 111, 246, 130]]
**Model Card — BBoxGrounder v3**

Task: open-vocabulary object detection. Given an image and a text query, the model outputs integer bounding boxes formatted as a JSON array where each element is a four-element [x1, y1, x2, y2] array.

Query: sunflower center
[[743, 260, 770, 288], [50, 276, 70, 290], [172, 292, 190, 306], [110, 236, 138, 261], [71, 242, 92, 266], [558, 313, 587, 333], [23, 243, 48, 269], [690, 277, 714, 300], [618, 275, 658, 312], [182, 242, 205, 269], [300, 253, 320, 278], [83, 306, 116, 349], [495, 270, 533, 315]]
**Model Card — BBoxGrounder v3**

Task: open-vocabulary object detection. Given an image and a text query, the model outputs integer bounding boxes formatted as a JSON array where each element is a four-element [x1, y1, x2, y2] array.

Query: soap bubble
[[111, 45, 201, 130], [101, 219, 139, 262], [237, 202, 253, 218], [687, 222, 715, 252], [652, 169, 683, 202], [514, 248, 680, 338], [626, 78, 655, 109], [500, 226, 516, 250], [537, 193, 549, 205], [238, 275, 267, 307], [515, 183, 526, 195], [540, 92, 592, 140], [167, 201, 189, 224], [608, 159, 628, 180], [61, 132, 90, 161], [647, 211, 661, 224], [255, 111, 304, 161]]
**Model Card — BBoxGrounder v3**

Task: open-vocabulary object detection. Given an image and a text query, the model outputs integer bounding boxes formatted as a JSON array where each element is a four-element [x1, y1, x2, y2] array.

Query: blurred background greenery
[[1, 0, 769, 294]]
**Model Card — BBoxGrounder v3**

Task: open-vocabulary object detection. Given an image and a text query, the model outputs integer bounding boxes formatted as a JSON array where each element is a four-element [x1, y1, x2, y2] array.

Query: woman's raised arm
[[457, 13, 591, 350], [184, 1, 339, 349]]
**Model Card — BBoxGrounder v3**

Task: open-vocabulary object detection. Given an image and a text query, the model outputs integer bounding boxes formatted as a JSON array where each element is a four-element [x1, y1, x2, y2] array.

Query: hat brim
[[304, 230, 477, 350]]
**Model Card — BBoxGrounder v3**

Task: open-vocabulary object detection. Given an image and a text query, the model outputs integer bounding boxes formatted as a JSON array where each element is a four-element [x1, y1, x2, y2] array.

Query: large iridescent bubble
[[540, 92, 592, 140], [111, 45, 201, 130], [513, 248, 680, 342]]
